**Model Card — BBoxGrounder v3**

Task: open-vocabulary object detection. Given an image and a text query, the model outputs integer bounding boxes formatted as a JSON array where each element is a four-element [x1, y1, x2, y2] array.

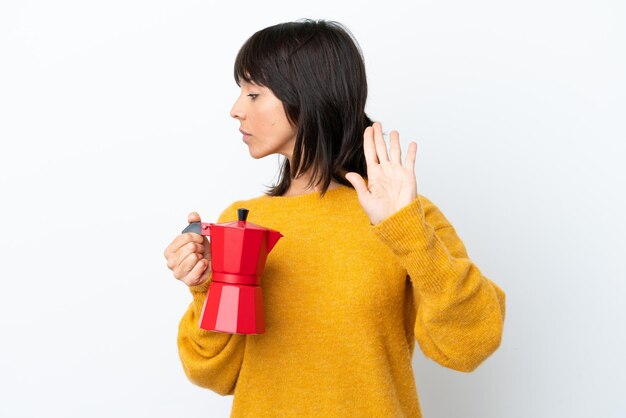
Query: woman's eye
[[247, 94, 259, 100]]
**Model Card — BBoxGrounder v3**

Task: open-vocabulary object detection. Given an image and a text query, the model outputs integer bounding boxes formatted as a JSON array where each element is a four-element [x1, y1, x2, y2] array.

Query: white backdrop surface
[[1, 1, 625, 417]]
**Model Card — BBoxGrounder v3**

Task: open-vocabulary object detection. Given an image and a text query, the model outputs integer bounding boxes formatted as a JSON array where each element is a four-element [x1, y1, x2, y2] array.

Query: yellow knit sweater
[[177, 185, 506, 417]]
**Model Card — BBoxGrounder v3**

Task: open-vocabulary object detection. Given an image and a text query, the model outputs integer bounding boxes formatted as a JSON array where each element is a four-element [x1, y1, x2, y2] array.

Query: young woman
[[164, 19, 506, 417]]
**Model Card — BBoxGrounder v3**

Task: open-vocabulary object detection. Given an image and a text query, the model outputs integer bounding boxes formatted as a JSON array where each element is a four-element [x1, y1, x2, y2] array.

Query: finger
[[175, 241, 205, 264], [173, 250, 204, 280], [164, 233, 203, 263], [188, 211, 201, 223], [345, 172, 370, 197], [363, 125, 379, 167], [183, 258, 210, 287], [182, 241, 205, 257], [404, 141, 418, 170], [373, 122, 390, 164], [389, 130, 401, 164]]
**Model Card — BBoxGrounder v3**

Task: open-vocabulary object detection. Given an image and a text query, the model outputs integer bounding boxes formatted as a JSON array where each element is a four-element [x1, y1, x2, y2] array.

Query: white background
[[1, 1, 625, 417]]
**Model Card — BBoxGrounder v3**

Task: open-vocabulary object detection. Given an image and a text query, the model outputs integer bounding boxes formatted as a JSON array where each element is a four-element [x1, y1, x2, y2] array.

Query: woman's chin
[[248, 148, 267, 159], [246, 144, 278, 159]]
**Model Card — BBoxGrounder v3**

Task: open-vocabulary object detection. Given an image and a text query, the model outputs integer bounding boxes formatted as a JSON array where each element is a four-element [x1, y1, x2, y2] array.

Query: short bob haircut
[[234, 19, 372, 197]]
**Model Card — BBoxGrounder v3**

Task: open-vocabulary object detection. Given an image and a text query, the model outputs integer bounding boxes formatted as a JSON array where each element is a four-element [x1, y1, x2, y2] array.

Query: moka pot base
[[199, 280, 265, 335]]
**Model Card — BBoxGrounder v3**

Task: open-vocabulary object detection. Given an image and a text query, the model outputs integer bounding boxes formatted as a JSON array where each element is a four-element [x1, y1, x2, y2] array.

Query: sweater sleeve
[[370, 195, 506, 373], [177, 202, 246, 395]]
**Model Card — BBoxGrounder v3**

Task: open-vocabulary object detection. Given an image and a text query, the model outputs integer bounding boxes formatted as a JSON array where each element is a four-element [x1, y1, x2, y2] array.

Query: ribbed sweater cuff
[[188, 279, 210, 321], [370, 197, 456, 297], [189, 279, 210, 294]]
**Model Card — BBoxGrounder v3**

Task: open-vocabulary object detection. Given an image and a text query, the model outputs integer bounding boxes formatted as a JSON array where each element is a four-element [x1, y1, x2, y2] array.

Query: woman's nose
[[230, 98, 245, 120]]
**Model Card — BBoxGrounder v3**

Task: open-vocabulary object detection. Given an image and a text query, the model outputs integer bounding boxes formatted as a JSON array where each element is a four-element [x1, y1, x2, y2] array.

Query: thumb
[[187, 211, 201, 224], [345, 172, 369, 197]]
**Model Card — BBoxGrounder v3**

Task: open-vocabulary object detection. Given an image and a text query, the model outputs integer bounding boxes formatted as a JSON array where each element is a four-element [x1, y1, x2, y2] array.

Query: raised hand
[[345, 122, 418, 225]]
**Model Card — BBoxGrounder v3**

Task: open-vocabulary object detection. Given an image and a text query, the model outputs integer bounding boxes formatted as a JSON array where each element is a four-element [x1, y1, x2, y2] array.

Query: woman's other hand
[[345, 122, 418, 225]]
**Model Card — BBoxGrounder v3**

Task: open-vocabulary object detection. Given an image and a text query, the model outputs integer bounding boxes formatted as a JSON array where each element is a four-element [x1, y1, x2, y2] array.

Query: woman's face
[[230, 81, 297, 160]]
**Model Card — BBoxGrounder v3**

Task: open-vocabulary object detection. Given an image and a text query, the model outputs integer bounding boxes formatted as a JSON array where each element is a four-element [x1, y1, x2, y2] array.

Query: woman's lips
[[239, 129, 251, 142]]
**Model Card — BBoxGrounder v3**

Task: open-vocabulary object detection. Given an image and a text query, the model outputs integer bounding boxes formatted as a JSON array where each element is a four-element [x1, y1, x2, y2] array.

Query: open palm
[[345, 122, 418, 226]]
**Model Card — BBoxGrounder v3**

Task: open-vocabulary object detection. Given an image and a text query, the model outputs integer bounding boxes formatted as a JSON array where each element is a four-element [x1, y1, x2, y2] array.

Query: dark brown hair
[[234, 19, 372, 196]]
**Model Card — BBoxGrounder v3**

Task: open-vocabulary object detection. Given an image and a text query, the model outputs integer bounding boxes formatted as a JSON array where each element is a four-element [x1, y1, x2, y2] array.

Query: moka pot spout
[[267, 230, 283, 253]]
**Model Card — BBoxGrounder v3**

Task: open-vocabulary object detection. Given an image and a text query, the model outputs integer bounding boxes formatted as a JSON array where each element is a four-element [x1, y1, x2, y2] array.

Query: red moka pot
[[182, 208, 283, 334]]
